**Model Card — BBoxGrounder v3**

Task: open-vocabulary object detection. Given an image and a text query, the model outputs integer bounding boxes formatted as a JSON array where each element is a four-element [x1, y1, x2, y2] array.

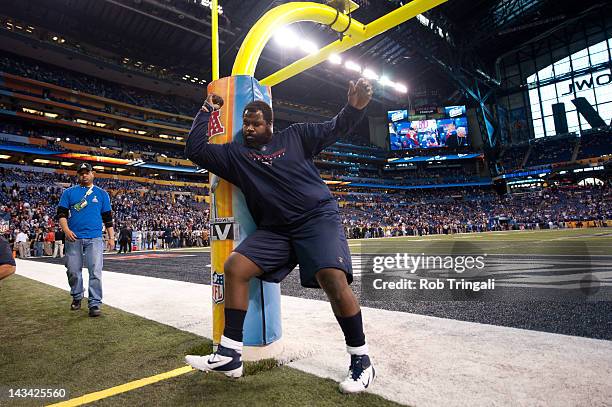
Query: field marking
[[46, 366, 194, 407]]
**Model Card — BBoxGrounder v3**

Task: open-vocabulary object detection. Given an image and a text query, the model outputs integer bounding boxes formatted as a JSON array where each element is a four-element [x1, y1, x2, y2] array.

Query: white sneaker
[[185, 345, 243, 378], [339, 354, 375, 394]]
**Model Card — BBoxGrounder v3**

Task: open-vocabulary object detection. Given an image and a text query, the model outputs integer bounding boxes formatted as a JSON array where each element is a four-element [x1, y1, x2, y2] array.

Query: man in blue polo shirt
[[57, 163, 114, 317]]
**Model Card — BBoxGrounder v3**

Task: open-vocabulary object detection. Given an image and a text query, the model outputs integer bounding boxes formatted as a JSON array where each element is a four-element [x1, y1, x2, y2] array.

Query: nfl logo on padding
[[212, 272, 224, 304]]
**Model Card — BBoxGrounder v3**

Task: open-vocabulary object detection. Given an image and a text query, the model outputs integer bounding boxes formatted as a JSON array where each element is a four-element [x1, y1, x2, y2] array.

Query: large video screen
[[388, 110, 469, 151]]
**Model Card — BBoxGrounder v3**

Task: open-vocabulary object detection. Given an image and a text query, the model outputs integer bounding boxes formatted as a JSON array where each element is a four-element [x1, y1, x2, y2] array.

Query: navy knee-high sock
[[335, 311, 366, 348], [223, 308, 247, 342]]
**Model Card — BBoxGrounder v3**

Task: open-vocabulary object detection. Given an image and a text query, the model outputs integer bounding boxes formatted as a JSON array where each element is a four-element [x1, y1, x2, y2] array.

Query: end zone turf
[[0, 275, 398, 406]]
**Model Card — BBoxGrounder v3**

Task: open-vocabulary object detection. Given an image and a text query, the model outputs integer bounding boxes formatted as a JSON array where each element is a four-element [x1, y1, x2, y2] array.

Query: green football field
[[347, 227, 612, 256]]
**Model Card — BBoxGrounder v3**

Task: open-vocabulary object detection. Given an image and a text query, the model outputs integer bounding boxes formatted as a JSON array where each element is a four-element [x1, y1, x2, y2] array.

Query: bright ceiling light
[[300, 40, 318, 54], [345, 61, 361, 72], [328, 54, 342, 64], [379, 76, 394, 87], [395, 83, 408, 93], [362, 69, 379, 81], [274, 28, 299, 48]]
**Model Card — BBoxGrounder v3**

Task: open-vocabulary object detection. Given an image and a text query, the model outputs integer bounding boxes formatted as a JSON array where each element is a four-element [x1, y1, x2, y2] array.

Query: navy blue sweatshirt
[[185, 104, 365, 227]]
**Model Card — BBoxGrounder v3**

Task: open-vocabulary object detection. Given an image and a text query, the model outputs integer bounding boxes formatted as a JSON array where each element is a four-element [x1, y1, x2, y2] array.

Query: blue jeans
[[65, 237, 104, 308], [34, 242, 44, 257]]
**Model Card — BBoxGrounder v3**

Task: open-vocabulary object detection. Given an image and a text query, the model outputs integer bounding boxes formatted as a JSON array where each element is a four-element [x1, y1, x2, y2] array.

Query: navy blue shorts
[[234, 206, 353, 288]]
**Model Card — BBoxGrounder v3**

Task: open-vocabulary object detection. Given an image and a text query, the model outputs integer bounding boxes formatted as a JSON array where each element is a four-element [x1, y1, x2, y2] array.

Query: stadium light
[[379, 76, 394, 87], [300, 40, 318, 54], [362, 68, 379, 81], [395, 83, 408, 93], [328, 54, 342, 64], [345, 61, 361, 72], [274, 28, 299, 48]]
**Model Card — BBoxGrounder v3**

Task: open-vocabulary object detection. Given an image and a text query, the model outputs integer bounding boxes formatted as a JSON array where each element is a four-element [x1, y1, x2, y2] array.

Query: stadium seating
[[3, 169, 609, 257], [525, 135, 578, 167]]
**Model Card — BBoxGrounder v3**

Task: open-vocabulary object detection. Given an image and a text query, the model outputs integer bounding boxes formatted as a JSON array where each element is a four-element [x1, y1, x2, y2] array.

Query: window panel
[[572, 48, 589, 60], [538, 64, 555, 81], [544, 116, 556, 136], [528, 37, 612, 139], [595, 82, 612, 104], [556, 79, 573, 99], [596, 102, 612, 125], [567, 110, 580, 133], [588, 40, 607, 55], [571, 55, 590, 70], [574, 87, 597, 106], [527, 72, 538, 84], [579, 114, 593, 131], [542, 94, 554, 116], [532, 118, 544, 138], [528, 88, 540, 102], [552, 57, 570, 77], [590, 50, 610, 65], [539, 84, 557, 102]]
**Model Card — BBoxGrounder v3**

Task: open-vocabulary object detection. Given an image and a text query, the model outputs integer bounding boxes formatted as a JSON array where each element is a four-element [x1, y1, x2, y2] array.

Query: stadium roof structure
[[1, 0, 609, 111]]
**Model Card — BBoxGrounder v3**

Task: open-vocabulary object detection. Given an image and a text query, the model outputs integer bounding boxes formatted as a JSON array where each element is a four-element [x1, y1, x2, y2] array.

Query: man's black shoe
[[89, 306, 101, 317], [70, 299, 81, 311]]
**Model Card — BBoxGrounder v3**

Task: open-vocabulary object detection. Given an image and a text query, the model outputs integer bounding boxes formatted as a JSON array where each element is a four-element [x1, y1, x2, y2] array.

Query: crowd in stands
[[499, 127, 611, 173], [0, 122, 186, 161], [1, 53, 378, 147], [525, 136, 577, 167], [0, 52, 199, 115], [578, 128, 612, 159], [319, 165, 485, 186], [341, 184, 610, 238], [2, 168, 609, 257], [1, 168, 210, 257]]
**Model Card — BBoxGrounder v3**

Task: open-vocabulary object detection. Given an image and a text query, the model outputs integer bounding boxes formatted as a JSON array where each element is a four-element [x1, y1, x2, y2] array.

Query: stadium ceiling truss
[[2, 0, 608, 125]]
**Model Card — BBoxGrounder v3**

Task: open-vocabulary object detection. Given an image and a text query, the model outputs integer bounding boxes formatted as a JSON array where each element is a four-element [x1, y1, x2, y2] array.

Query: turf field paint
[[46, 366, 194, 406], [207, 75, 281, 347]]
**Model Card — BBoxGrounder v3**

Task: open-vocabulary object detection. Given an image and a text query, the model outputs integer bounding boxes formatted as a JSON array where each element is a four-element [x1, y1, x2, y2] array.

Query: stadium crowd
[[1, 168, 210, 257], [341, 185, 611, 238], [0, 51, 198, 115], [2, 168, 609, 257]]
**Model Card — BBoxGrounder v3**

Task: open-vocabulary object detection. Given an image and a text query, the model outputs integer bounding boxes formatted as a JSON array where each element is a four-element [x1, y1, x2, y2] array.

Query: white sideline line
[[13, 260, 612, 407]]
